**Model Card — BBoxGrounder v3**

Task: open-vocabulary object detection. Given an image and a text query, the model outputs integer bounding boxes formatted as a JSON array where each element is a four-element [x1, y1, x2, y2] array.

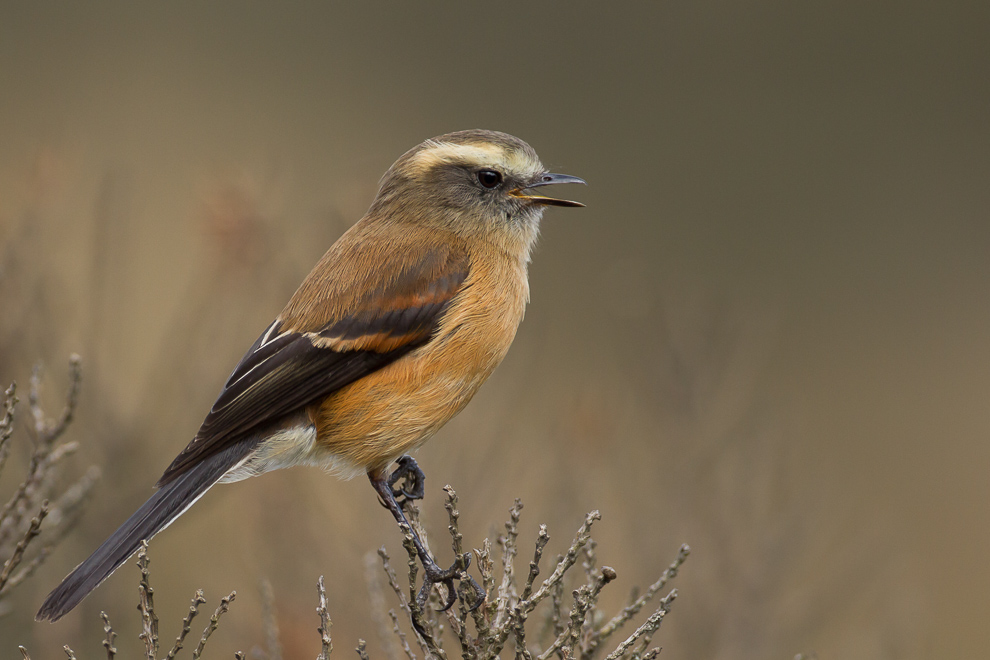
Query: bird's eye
[[477, 169, 503, 189]]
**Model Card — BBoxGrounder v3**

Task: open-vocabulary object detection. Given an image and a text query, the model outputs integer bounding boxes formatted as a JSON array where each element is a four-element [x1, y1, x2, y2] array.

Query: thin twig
[[582, 538, 598, 588], [489, 512, 600, 658], [388, 609, 417, 660], [603, 590, 677, 660], [507, 524, 551, 660], [101, 612, 118, 660], [520, 525, 550, 603], [443, 486, 464, 558], [365, 552, 403, 660], [28, 356, 81, 445], [590, 545, 689, 654], [379, 547, 414, 618], [400, 530, 446, 660], [580, 567, 616, 653], [51, 355, 82, 443], [538, 568, 616, 660], [192, 591, 236, 660], [0, 383, 17, 480], [549, 567, 565, 642], [444, 595, 471, 660], [443, 484, 479, 648], [136, 542, 159, 660], [165, 590, 207, 660], [379, 546, 430, 658], [469, 540, 494, 640], [0, 502, 48, 594], [493, 500, 523, 628], [475, 538, 494, 605], [521, 511, 600, 612], [317, 576, 333, 660]]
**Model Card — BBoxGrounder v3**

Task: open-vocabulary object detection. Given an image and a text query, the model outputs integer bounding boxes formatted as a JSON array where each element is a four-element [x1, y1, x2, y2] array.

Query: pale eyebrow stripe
[[408, 141, 543, 179], [410, 143, 502, 171]]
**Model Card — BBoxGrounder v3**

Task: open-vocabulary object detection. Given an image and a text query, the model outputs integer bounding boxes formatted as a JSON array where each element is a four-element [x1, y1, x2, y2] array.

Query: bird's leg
[[370, 462, 485, 612]]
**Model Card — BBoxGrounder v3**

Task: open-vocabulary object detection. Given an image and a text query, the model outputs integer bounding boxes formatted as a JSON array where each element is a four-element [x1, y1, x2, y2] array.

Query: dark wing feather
[[158, 245, 470, 486]]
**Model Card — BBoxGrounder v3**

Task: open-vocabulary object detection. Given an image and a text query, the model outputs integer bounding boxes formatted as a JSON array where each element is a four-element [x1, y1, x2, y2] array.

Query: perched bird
[[37, 129, 584, 622]]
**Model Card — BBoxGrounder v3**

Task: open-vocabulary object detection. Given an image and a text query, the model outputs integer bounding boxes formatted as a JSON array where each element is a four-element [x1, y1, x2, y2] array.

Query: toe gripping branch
[[370, 455, 485, 612], [388, 454, 426, 503]]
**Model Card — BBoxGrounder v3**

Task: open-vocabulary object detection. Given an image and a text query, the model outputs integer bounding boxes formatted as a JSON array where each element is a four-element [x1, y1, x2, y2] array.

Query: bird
[[37, 129, 584, 622]]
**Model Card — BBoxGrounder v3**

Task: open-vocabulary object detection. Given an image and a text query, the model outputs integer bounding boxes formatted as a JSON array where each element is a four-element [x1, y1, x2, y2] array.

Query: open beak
[[512, 172, 586, 208]]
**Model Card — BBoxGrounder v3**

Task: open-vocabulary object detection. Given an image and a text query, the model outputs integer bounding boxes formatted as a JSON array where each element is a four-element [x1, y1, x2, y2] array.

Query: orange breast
[[309, 246, 529, 473]]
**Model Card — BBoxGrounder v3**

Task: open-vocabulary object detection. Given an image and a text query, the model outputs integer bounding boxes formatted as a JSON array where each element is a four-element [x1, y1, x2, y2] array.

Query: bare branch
[[520, 511, 600, 613], [399, 529, 446, 660], [538, 567, 616, 660], [164, 590, 207, 660], [0, 501, 48, 595], [27, 356, 81, 446], [590, 544, 689, 653], [317, 576, 333, 660], [379, 546, 430, 658], [101, 612, 118, 660], [50, 355, 82, 443], [0, 383, 17, 480], [549, 570, 565, 643], [520, 525, 550, 603], [192, 591, 236, 660], [443, 485, 464, 558], [494, 499, 523, 629], [388, 609, 417, 660], [603, 590, 677, 660], [136, 542, 159, 660]]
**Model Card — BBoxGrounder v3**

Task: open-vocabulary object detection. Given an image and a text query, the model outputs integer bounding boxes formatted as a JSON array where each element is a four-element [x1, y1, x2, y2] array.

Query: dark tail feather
[[36, 441, 256, 622]]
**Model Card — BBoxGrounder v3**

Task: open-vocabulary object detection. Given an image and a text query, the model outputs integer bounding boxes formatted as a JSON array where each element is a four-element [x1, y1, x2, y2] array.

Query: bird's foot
[[388, 454, 425, 504], [370, 462, 486, 612], [416, 551, 485, 612]]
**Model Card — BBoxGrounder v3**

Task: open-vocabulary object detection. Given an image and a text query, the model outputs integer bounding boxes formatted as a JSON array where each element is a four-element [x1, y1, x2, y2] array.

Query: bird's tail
[[36, 441, 256, 622]]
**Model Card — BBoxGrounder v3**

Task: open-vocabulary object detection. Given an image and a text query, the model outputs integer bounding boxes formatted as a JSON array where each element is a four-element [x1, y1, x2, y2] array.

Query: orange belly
[[309, 249, 528, 473]]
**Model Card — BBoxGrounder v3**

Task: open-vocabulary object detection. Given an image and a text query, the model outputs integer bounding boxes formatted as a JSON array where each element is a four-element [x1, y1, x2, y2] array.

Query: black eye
[[477, 169, 503, 189]]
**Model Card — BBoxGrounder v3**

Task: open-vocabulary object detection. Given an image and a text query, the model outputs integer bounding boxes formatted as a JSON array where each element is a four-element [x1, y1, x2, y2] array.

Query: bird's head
[[369, 130, 585, 251]]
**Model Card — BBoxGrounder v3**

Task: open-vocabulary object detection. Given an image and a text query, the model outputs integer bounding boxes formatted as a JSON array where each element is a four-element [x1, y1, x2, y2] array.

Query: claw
[[414, 553, 485, 612], [415, 553, 470, 611], [387, 455, 426, 503], [464, 574, 486, 613], [438, 578, 459, 611]]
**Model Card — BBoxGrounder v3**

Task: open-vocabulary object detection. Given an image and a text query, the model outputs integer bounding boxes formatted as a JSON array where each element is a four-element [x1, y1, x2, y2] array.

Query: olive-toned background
[[2, 3, 988, 658]]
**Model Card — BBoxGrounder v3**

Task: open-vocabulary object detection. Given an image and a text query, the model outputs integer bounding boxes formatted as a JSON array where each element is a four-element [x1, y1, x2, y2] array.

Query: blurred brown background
[[2, 2, 988, 658]]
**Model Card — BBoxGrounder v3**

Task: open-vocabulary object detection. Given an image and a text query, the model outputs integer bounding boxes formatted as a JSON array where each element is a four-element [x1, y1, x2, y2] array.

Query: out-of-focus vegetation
[[16, 492, 690, 660], [0, 357, 99, 620]]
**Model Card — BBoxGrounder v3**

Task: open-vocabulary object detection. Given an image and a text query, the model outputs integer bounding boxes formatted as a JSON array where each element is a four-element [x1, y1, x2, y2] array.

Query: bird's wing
[[157, 241, 471, 486]]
